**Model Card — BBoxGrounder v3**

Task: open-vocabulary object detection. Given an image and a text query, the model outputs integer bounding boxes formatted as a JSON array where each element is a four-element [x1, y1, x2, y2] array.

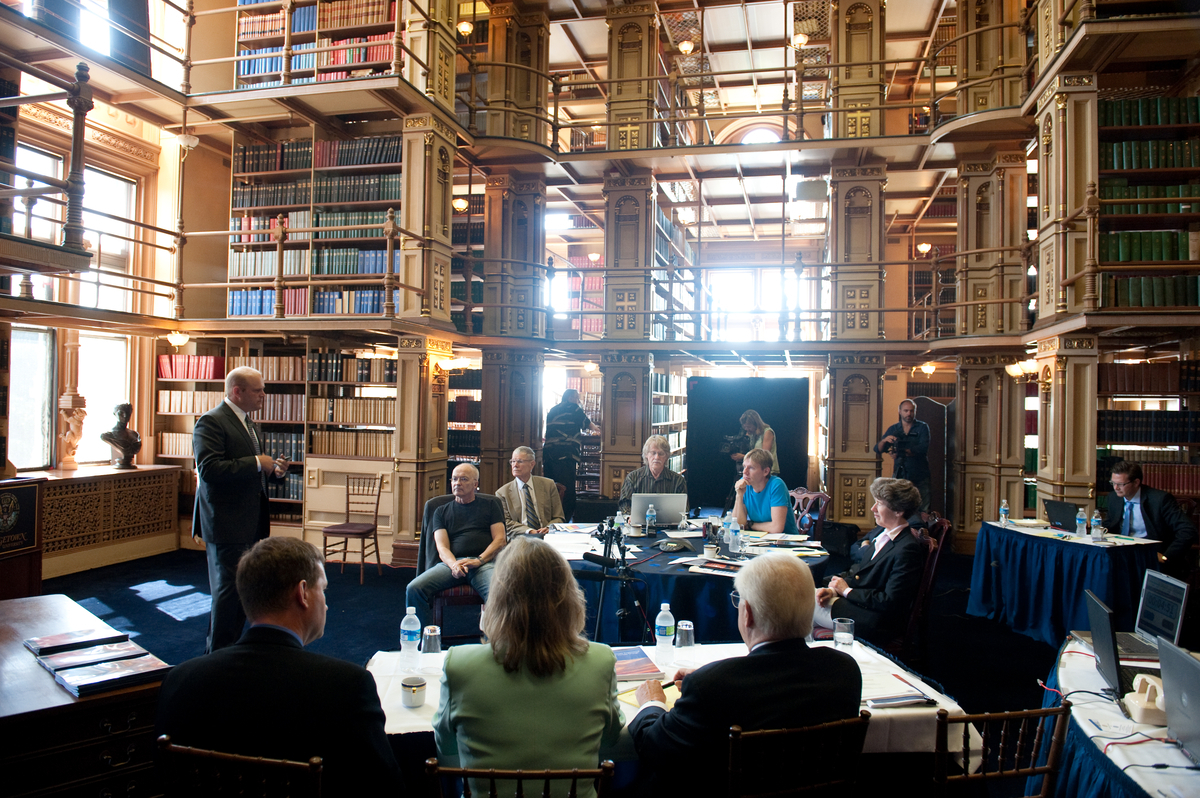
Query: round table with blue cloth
[[967, 522, 1161, 647], [571, 536, 828, 644]]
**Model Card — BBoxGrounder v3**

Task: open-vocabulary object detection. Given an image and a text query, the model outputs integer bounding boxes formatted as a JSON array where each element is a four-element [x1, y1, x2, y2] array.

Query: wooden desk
[[0, 594, 164, 797]]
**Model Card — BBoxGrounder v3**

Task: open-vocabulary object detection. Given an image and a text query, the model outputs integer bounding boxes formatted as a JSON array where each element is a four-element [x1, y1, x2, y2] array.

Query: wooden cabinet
[[0, 595, 163, 797]]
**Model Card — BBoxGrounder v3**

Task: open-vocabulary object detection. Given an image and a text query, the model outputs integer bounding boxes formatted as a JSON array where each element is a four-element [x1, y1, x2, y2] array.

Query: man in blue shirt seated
[[628, 554, 862, 795], [732, 448, 799, 535], [156, 537, 402, 794]]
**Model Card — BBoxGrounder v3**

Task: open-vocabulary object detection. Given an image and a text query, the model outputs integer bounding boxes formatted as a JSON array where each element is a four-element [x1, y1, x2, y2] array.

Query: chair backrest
[[344, 475, 382, 523], [417, 492, 501, 574], [157, 734, 322, 798], [933, 701, 1071, 798], [902, 518, 951, 645], [728, 710, 871, 798], [788, 489, 830, 541], [425, 757, 615, 798]]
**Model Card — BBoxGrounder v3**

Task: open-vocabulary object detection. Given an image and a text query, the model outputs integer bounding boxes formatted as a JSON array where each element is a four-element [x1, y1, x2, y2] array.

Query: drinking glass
[[833, 618, 855, 649], [675, 620, 697, 667]]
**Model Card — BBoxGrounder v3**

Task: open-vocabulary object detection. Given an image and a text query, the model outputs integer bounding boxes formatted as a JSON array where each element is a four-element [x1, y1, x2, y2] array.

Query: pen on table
[[1089, 718, 1102, 732], [893, 673, 937, 704]]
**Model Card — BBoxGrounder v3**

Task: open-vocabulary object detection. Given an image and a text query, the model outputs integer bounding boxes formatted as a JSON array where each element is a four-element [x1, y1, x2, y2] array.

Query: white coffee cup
[[703, 543, 718, 559], [401, 675, 427, 708]]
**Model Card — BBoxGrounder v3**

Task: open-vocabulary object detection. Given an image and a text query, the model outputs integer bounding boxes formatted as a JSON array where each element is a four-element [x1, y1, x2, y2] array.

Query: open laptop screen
[[1158, 636, 1200, 765], [1084, 589, 1124, 696], [1135, 571, 1189, 645], [629, 493, 688, 527], [1043, 499, 1080, 531]]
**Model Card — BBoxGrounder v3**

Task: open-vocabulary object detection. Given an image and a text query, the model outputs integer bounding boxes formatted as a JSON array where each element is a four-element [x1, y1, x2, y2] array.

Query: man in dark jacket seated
[[813, 478, 926, 644], [156, 537, 402, 794], [628, 554, 862, 795]]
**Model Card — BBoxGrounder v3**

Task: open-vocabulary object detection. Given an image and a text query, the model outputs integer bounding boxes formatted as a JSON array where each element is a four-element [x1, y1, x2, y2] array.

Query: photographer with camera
[[874, 399, 931, 513]]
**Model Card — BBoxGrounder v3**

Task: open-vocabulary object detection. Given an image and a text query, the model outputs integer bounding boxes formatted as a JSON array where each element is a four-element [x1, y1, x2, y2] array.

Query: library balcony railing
[[920, 245, 1034, 339]]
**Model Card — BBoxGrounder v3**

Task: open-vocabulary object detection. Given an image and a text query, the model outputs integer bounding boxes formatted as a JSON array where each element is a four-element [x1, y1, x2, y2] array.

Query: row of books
[[267, 472, 304, 500], [452, 396, 481, 423], [237, 41, 320, 77], [313, 174, 401, 204], [157, 431, 193, 457], [450, 280, 483, 302], [308, 397, 395, 425], [228, 356, 307, 382], [310, 429, 393, 457], [571, 317, 605, 334], [568, 297, 604, 311], [228, 288, 310, 316], [256, 394, 306, 421], [235, 141, 313, 174], [320, 34, 393, 67], [570, 274, 604, 292], [313, 248, 391, 275], [447, 428, 482, 455], [1097, 361, 1200, 394], [312, 288, 395, 314], [1098, 230, 1198, 263], [1133, 464, 1200, 497], [1096, 410, 1200, 444], [262, 430, 305, 461], [315, 210, 392, 238], [233, 179, 311, 208], [316, 0, 396, 29], [23, 627, 170, 698], [1099, 274, 1200, 308], [157, 390, 222, 415], [451, 194, 485, 215], [447, 369, 483, 390], [1098, 179, 1200, 214], [1098, 139, 1200, 171], [567, 255, 604, 270], [451, 311, 484, 334], [565, 375, 603, 394], [1097, 96, 1200, 128], [237, 4, 317, 38], [230, 248, 309, 278], [314, 133, 402, 167], [1097, 446, 1196, 464], [230, 211, 313, 243], [307, 352, 396, 383], [451, 222, 485, 246], [651, 404, 686, 424], [157, 354, 225, 380]]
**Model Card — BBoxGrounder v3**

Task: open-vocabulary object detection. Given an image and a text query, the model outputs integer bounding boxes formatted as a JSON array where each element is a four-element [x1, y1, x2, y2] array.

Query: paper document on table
[[543, 534, 598, 560], [664, 528, 705, 539], [552, 523, 599, 533], [860, 672, 935, 707], [745, 533, 809, 542], [618, 682, 680, 709]]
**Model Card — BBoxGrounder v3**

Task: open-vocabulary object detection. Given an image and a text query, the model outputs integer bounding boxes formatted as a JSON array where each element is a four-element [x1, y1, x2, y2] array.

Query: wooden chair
[[418, 493, 500, 642], [425, 757, 614, 797], [933, 701, 1071, 798], [884, 516, 951, 661], [728, 710, 871, 798], [157, 734, 322, 798], [789, 489, 830, 542], [321, 475, 383, 584]]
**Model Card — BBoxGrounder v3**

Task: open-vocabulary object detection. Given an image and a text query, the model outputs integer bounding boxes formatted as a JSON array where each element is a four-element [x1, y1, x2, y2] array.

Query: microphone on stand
[[582, 551, 620, 569]]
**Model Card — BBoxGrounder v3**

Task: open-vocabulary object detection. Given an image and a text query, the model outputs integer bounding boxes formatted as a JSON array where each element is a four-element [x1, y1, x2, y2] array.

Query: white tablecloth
[[1057, 640, 1198, 798], [367, 640, 979, 757]]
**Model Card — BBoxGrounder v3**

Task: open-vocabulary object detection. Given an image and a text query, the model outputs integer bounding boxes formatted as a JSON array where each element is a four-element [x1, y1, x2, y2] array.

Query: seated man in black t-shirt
[[405, 463, 506, 626]]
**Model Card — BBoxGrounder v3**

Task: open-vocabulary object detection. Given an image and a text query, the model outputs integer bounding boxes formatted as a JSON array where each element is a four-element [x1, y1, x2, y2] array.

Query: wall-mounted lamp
[[583, 362, 597, 372], [166, 331, 190, 348], [917, 242, 932, 256], [176, 132, 200, 163], [435, 357, 472, 374], [457, 20, 474, 36], [587, 252, 601, 263], [452, 196, 470, 213], [677, 40, 695, 55], [920, 362, 936, 375], [1005, 358, 1040, 381], [790, 32, 809, 48]]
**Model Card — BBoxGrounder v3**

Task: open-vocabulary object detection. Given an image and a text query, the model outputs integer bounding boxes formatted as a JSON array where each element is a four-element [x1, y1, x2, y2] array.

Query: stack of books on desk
[[23, 626, 171, 697]]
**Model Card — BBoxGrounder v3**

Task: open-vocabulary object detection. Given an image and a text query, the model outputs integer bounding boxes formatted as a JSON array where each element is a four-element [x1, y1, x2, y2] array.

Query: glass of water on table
[[833, 618, 855, 649]]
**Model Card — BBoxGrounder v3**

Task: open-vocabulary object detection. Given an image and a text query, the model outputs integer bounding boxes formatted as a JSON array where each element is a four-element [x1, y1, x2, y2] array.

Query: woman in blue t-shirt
[[732, 448, 799, 535]]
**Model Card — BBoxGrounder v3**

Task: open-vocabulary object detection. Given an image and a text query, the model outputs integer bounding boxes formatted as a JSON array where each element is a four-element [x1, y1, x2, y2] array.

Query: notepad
[[618, 682, 680, 709]]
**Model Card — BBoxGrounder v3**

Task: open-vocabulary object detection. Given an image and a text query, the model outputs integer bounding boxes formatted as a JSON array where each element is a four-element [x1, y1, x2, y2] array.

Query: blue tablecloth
[[966, 523, 1160, 647], [573, 538, 827, 645]]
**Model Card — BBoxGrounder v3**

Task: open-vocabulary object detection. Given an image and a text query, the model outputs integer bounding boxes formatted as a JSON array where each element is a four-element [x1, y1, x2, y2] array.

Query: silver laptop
[[629, 493, 688, 529], [1158, 637, 1200, 764], [1072, 571, 1190, 661]]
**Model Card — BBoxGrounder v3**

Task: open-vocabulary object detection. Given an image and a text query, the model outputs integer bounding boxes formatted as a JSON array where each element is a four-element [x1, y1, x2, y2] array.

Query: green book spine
[[1164, 275, 1177, 307], [1183, 230, 1193, 260], [1129, 276, 1143, 306], [1123, 141, 1134, 171], [1102, 274, 1113, 307], [1137, 184, 1149, 215], [1169, 97, 1181, 125], [1142, 276, 1155, 306], [1140, 231, 1154, 259], [1191, 137, 1200, 167], [1138, 98, 1150, 126], [1166, 184, 1180, 214], [1157, 97, 1170, 126], [1119, 231, 1133, 262], [1117, 277, 1130, 307], [1166, 229, 1179, 261], [1148, 139, 1159, 169], [1098, 100, 1109, 127], [1189, 97, 1200, 124], [1122, 185, 1133, 215], [1175, 275, 1189, 304], [1151, 185, 1165, 214], [1190, 276, 1200, 306], [1099, 232, 1111, 262], [1170, 140, 1181, 168], [1153, 276, 1167, 306], [1125, 99, 1136, 126], [1131, 141, 1142, 170], [1152, 231, 1164, 261]]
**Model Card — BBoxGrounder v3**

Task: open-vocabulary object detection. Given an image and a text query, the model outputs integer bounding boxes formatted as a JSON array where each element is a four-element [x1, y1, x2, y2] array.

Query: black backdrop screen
[[684, 377, 809, 508]]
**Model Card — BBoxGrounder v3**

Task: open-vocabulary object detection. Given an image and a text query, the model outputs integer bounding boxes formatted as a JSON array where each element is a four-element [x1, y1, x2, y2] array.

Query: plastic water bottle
[[999, 499, 1010, 528], [729, 519, 742, 555], [722, 514, 732, 544], [400, 607, 421, 670], [1091, 509, 1104, 542], [655, 603, 675, 667], [1075, 507, 1087, 537], [645, 503, 657, 530]]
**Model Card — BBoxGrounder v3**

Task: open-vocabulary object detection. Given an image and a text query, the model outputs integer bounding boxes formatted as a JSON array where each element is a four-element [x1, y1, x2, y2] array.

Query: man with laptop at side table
[[618, 434, 688, 520], [1102, 460, 1197, 579]]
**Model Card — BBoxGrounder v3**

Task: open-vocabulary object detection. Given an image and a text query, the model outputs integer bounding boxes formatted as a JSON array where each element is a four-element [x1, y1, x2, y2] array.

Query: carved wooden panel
[[42, 469, 178, 554]]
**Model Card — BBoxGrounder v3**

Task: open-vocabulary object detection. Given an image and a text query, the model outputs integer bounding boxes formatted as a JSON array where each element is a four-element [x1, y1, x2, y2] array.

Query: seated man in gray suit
[[496, 446, 565, 539]]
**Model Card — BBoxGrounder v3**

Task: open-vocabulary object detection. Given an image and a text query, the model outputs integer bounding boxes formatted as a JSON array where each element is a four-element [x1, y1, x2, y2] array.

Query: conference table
[[1041, 640, 1197, 798], [368, 640, 979, 761], [547, 525, 829, 644], [966, 522, 1161, 647]]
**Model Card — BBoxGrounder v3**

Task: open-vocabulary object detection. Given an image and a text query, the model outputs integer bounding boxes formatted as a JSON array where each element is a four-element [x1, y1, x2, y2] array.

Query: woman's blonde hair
[[481, 536, 588, 677], [740, 409, 767, 436]]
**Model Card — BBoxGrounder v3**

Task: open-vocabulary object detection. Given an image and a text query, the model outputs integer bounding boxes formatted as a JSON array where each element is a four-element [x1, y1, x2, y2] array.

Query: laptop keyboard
[[1116, 632, 1159, 657]]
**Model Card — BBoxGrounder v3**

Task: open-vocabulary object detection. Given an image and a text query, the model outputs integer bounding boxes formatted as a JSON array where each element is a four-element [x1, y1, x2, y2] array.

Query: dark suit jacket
[[1103, 485, 1197, 572], [192, 401, 270, 546], [827, 526, 926, 640], [628, 638, 861, 796], [155, 626, 402, 794]]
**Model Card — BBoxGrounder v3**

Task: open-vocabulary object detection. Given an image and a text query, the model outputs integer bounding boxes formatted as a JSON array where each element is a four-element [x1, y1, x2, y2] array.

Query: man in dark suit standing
[[193, 366, 288, 653], [1103, 460, 1197, 579], [156, 537, 402, 793], [629, 554, 862, 795], [813, 478, 926, 643]]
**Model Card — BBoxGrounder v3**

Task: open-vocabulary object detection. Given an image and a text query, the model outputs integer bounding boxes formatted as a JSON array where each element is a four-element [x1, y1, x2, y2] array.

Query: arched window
[[741, 128, 781, 145]]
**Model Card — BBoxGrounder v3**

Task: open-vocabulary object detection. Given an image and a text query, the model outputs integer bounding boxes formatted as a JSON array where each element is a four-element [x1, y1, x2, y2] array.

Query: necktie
[[1123, 502, 1131, 535], [523, 483, 540, 529], [248, 420, 267, 495]]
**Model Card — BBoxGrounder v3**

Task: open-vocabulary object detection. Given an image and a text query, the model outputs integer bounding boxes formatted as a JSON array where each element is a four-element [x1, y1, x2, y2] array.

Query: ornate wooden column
[[958, 0, 1025, 112], [482, 172, 546, 338], [598, 352, 652, 501], [478, 347, 544, 493], [403, 0, 457, 112], [824, 354, 885, 531], [1033, 334, 1098, 518], [606, 1, 658, 151], [828, 164, 886, 341], [400, 116, 455, 324], [602, 172, 654, 340], [485, 2, 550, 143], [828, 0, 885, 138]]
